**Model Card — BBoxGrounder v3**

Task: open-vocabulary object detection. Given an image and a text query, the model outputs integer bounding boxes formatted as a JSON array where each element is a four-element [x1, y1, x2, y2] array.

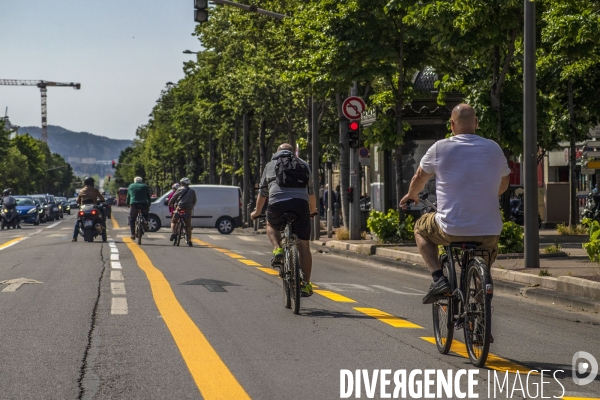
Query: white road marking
[[60, 228, 71, 230], [111, 271, 124, 281], [371, 285, 424, 295], [0, 278, 42, 292], [111, 282, 126, 295], [109, 243, 117, 248], [111, 297, 128, 315], [45, 221, 62, 229], [146, 234, 165, 239], [47, 234, 66, 238], [316, 283, 375, 292], [110, 247, 118, 253], [207, 235, 228, 240], [110, 253, 119, 261], [237, 236, 259, 241], [28, 229, 43, 236], [111, 261, 122, 269]]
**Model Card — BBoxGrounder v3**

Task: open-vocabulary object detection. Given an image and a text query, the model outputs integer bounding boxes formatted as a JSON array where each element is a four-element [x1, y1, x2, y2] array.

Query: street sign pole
[[349, 82, 361, 240], [312, 96, 320, 240], [523, 0, 539, 268]]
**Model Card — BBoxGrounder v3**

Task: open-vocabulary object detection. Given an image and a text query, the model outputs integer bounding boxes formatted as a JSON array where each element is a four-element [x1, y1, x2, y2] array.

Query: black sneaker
[[72, 238, 77, 242], [170, 233, 176, 242], [188, 241, 193, 247], [422, 276, 451, 304]]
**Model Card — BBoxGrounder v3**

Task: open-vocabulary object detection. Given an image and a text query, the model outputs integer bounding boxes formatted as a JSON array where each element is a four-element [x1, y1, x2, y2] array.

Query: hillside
[[17, 125, 132, 161]]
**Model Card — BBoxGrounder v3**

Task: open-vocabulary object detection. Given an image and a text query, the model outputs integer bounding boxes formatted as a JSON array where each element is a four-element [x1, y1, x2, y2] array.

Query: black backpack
[[274, 154, 310, 188]]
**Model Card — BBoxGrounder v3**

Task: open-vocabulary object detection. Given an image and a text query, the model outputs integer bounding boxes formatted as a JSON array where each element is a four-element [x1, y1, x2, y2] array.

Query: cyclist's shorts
[[267, 199, 310, 240], [171, 207, 192, 223], [414, 212, 500, 265]]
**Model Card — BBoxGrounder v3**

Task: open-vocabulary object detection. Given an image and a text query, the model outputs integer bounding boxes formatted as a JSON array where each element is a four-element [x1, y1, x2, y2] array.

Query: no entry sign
[[342, 96, 366, 120]]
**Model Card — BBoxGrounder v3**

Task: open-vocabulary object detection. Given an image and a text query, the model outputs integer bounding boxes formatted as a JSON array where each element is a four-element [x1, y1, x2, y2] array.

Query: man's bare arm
[[499, 175, 510, 196], [399, 166, 434, 206]]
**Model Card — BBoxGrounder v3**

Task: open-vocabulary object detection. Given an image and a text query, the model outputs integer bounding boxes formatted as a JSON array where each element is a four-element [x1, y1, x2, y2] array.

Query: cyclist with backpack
[[168, 177, 197, 246], [251, 143, 318, 297]]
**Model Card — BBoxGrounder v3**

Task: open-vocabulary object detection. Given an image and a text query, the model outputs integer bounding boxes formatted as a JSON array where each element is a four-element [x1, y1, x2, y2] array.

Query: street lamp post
[[523, 0, 539, 268]]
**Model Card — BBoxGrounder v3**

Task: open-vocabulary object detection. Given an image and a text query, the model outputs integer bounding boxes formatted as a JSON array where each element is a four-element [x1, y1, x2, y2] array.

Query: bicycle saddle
[[281, 212, 299, 222]]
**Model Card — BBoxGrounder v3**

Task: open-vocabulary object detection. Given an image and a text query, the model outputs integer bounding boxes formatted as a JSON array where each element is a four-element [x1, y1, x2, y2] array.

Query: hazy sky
[[0, 1, 202, 140]]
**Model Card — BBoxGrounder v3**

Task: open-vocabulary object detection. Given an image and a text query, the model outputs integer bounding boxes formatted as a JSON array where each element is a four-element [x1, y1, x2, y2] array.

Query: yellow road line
[[0, 237, 26, 251], [563, 397, 600, 400], [240, 260, 262, 266], [421, 337, 536, 374], [111, 217, 120, 229], [256, 267, 279, 275], [124, 238, 250, 399], [354, 307, 423, 328], [314, 290, 356, 303], [214, 248, 232, 253], [224, 252, 245, 259]]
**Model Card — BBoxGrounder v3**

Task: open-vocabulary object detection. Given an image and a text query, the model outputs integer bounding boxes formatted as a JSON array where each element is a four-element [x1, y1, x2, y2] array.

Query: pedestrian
[[323, 184, 338, 222], [319, 184, 325, 219]]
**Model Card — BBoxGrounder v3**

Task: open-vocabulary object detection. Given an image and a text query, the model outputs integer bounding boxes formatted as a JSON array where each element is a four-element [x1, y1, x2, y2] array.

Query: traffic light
[[194, 0, 209, 23], [107, 175, 111, 183], [347, 187, 354, 203], [112, 160, 116, 169], [348, 120, 360, 148]]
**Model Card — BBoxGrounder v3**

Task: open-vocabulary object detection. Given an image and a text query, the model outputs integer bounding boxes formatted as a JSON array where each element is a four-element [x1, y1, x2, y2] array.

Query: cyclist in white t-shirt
[[400, 104, 511, 304]]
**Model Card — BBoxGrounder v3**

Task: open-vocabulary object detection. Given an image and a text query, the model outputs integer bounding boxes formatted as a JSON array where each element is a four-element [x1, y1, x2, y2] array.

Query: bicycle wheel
[[289, 245, 301, 315], [136, 216, 142, 245], [173, 221, 181, 246], [463, 256, 492, 367], [176, 222, 185, 247], [282, 248, 291, 309], [433, 255, 454, 354]]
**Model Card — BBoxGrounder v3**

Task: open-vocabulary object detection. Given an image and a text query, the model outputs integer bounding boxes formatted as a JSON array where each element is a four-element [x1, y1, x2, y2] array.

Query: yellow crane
[[0, 79, 81, 143]]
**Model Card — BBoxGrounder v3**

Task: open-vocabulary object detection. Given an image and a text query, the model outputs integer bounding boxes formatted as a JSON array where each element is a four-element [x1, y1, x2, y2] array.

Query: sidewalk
[[311, 230, 600, 313]]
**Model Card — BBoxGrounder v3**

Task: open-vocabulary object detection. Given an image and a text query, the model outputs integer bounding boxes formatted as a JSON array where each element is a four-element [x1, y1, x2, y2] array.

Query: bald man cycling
[[400, 104, 511, 304]]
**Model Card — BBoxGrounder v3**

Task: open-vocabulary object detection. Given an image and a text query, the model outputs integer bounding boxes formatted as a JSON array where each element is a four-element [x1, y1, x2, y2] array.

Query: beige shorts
[[414, 212, 499, 265]]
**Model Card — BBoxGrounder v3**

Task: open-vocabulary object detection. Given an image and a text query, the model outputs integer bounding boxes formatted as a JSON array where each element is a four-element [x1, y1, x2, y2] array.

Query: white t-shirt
[[420, 134, 511, 236]]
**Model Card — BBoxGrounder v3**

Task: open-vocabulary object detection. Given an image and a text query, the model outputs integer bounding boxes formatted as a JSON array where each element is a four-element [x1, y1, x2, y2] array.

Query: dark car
[[30, 196, 48, 223], [68, 197, 79, 210], [14, 196, 41, 225], [31, 194, 57, 221], [57, 197, 71, 215]]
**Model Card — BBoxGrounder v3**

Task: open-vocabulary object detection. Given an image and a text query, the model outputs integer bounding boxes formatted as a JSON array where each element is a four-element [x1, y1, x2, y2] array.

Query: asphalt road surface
[[0, 208, 599, 400]]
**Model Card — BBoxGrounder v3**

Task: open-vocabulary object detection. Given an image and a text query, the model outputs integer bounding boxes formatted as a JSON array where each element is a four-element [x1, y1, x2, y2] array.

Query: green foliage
[[582, 218, 600, 262], [539, 269, 552, 277], [556, 223, 588, 235], [367, 209, 414, 243], [498, 220, 524, 254], [543, 242, 562, 254]]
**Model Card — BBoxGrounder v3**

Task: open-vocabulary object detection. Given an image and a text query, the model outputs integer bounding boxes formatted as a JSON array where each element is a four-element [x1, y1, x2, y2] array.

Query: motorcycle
[[1, 196, 21, 229], [76, 200, 107, 242], [580, 191, 600, 222], [509, 194, 542, 228]]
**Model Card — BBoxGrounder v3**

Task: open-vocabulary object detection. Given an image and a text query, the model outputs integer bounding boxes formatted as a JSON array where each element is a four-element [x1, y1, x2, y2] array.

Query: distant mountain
[[16, 125, 132, 161]]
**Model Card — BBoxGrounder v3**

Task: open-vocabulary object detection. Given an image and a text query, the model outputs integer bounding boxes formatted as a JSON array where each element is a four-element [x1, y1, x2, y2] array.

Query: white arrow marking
[[0, 278, 43, 292], [371, 285, 425, 295]]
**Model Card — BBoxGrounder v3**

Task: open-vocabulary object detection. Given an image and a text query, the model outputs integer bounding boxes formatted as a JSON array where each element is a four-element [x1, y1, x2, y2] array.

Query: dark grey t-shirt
[[259, 150, 315, 204]]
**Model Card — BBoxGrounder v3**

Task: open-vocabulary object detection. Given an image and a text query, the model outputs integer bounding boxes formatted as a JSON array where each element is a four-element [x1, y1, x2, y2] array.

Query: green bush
[[498, 220, 524, 254], [367, 209, 414, 243], [582, 218, 600, 262]]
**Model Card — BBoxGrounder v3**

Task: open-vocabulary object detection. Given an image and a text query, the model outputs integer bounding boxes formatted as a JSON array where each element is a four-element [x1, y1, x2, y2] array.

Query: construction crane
[[0, 79, 81, 143]]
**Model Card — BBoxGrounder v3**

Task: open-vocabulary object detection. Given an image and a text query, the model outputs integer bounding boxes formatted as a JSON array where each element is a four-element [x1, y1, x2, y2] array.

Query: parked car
[[148, 185, 242, 234], [14, 196, 41, 225]]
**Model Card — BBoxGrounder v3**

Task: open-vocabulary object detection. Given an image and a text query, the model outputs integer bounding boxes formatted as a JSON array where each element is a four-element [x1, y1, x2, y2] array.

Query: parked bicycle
[[416, 193, 494, 367], [173, 208, 189, 247]]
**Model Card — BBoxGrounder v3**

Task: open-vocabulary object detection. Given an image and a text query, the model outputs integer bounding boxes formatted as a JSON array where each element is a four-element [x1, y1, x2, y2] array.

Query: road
[[0, 208, 599, 399]]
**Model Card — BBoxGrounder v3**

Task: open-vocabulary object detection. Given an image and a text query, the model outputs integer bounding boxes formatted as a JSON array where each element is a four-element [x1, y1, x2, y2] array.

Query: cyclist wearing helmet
[[168, 178, 196, 246], [126, 177, 152, 240], [167, 183, 180, 233], [72, 177, 105, 242]]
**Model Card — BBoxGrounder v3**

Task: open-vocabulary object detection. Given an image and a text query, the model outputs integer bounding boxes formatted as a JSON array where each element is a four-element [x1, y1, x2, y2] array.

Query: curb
[[311, 241, 600, 312]]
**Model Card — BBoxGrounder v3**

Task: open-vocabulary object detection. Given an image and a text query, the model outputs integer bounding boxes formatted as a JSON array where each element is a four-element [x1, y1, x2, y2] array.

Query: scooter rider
[[72, 177, 105, 242], [1, 188, 21, 229]]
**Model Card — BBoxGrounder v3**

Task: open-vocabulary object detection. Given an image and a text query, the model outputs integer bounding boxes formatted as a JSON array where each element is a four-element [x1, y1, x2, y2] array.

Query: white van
[[147, 185, 243, 234]]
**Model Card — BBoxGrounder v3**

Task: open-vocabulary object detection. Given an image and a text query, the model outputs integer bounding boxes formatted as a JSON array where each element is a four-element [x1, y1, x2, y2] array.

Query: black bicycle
[[417, 194, 493, 367], [134, 209, 145, 245], [173, 208, 189, 247]]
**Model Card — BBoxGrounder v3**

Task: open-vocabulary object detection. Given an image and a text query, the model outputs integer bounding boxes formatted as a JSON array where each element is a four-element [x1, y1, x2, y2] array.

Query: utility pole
[[523, 0, 539, 268], [311, 96, 320, 240], [327, 158, 333, 238], [243, 113, 250, 226], [349, 82, 361, 240]]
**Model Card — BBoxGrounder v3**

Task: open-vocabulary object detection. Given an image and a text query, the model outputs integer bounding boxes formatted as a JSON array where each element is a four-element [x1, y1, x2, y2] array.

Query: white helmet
[[172, 183, 180, 190], [180, 177, 191, 185]]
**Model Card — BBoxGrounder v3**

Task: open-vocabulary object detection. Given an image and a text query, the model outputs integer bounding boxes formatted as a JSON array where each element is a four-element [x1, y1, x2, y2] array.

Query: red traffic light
[[111, 160, 116, 169], [348, 121, 360, 131]]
